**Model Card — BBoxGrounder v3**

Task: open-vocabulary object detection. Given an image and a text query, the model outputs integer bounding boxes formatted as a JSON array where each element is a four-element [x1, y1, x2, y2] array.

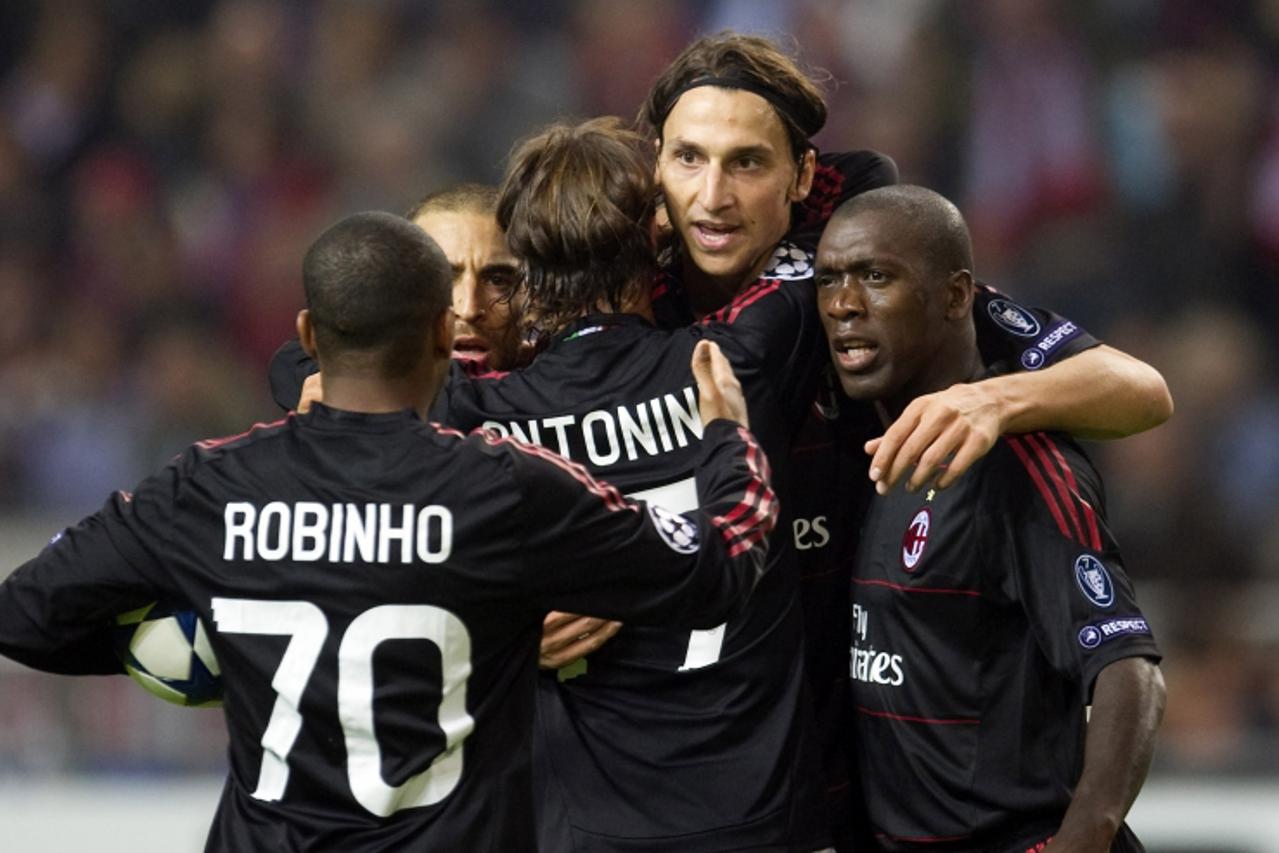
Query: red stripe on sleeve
[[1039, 434, 1102, 550], [1006, 436, 1073, 541], [710, 427, 777, 556], [1022, 433, 1086, 544]]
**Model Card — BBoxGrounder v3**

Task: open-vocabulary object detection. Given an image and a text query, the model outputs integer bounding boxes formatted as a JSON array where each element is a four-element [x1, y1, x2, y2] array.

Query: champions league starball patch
[[1074, 554, 1115, 608], [986, 298, 1042, 337], [648, 503, 700, 554], [763, 241, 813, 280]]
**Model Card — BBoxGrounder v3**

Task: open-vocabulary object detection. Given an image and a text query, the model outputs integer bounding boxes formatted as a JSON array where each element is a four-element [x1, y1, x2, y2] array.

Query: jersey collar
[[552, 313, 656, 345], [302, 402, 423, 431]]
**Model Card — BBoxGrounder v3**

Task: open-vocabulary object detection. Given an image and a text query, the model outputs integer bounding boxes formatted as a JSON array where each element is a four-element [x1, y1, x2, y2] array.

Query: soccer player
[[815, 186, 1166, 852], [277, 183, 528, 417], [0, 211, 780, 851], [406, 183, 526, 373], [433, 116, 836, 852], [632, 32, 1173, 847]]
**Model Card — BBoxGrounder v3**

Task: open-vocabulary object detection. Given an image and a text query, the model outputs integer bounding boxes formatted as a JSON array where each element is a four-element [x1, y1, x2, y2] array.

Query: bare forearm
[[1049, 657, 1166, 851], [983, 345, 1173, 440]]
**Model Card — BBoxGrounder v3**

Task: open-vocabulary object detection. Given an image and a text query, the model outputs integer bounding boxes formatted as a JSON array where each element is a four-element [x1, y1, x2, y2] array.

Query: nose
[[821, 276, 864, 320], [698, 162, 731, 212], [453, 272, 482, 322]]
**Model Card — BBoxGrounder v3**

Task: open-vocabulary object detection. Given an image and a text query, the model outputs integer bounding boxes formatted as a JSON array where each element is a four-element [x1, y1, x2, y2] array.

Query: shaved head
[[829, 185, 973, 283]]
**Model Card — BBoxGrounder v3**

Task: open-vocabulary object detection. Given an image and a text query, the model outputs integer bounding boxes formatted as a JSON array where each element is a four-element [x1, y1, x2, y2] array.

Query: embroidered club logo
[[764, 241, 813, 280], [1074, 554, 1115, 608], [1020, 348, 1045, 370], [648, 503, 700, 554], [900, 508, 931, 572], [987, 298, 1041, 337]]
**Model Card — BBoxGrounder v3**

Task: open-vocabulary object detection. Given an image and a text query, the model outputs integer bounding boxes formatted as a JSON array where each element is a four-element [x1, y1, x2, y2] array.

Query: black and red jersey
[[653, 149, 1105, 849], [0, 405, 775, 852], [262, 149, 1111, 850], [433, 269, 831, 850], [847, 430, 1160, 851]]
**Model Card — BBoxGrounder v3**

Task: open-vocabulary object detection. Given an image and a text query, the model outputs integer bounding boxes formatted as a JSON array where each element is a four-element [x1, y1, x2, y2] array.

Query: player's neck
[[319, 372, 442, 420], [680, 250, 774, 319], [875, 341, 985, 426], [614, 282, 655, 323]]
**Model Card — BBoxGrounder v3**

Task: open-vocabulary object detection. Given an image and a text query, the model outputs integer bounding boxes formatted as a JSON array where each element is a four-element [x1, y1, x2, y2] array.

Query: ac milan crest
[[900, 508, 931, 572]]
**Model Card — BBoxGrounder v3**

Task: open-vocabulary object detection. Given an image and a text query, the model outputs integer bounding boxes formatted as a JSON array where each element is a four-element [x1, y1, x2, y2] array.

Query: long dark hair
[[497, 117, 658, 336]]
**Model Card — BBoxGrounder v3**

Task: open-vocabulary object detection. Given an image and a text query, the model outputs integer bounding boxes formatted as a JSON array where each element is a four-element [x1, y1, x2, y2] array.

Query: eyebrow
[[449, 259, 519, 274], [666, 137, 778, 161], [815, 257, 894, 275]]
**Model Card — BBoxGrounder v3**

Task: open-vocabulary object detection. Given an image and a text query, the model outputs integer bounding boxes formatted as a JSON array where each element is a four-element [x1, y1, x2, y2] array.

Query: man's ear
[[789, 148, 817, 204], [296, 309, 318, 359], [946, 270, 976, 320], [653, 137, 663, 180]]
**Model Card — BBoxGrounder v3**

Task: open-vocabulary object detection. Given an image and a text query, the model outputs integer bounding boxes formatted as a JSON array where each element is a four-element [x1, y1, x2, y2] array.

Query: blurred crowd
[[0, 0, 1276, 778]]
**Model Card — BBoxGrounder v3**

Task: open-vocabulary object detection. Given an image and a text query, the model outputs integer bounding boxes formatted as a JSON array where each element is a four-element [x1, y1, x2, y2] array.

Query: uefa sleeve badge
[[1073, 554, 1115, 608]]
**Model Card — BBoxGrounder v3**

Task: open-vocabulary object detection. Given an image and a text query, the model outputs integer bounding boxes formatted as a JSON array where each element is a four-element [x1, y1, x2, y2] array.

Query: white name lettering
[[481, 387, 701, 466], [223, 502, 454, 564]]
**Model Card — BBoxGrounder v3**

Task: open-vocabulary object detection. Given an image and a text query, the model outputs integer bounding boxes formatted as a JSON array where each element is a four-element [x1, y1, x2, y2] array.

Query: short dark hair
[[406, 183, 499, 220], [302, 211, 451, 376], [497, 117, 657, 336], [641, 31, 828, 160], [831, 185, 973, 279]]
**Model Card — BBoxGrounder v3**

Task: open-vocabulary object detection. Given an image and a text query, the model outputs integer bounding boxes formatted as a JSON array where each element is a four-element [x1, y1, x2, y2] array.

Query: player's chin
[[687, 244, 752, 280], [833, 368, 890, 402]]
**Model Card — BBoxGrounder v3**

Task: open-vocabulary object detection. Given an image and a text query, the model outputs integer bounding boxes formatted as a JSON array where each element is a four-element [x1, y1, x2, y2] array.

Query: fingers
[[539, 613, 622, 670], [691, 340, 750, 428], [905, 420, 966, 493], [869, 405, 928, 494], [867, 388, 1003, 494], [691, 340, 715, 391], [933, 432, 995, 490]]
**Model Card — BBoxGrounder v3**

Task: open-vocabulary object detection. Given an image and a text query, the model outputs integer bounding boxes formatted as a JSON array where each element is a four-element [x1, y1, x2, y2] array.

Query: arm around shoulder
[[986, 344, 1173, 440]]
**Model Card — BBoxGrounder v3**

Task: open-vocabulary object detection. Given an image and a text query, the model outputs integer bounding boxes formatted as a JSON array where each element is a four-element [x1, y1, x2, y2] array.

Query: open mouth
[[691, 221, 740, 251], [452, 335, 490, 363], [831, 339, 878, 372]]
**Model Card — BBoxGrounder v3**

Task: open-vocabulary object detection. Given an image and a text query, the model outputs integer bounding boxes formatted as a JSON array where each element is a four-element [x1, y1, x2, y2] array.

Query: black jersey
[[0, 405, 777, 852], [653, 148, 1104, 850], [847, 431, 1160, 851], [433, 266, 831, 850]]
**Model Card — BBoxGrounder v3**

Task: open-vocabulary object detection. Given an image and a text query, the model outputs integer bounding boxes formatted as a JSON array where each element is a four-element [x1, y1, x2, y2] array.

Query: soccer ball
[[112, 602, 223, 708]]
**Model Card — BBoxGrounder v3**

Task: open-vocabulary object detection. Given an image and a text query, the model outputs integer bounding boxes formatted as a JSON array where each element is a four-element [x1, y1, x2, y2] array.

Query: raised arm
[[867, 344, 1172, 494], [1046, 657, 1166, 851]]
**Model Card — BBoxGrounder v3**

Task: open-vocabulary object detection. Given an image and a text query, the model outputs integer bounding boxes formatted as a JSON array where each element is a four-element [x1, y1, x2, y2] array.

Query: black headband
[[660, 75, 807, 139]]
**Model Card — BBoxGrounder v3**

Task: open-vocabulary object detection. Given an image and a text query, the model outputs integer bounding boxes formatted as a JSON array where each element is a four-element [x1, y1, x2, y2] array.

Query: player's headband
[[659, 75, 808, 142]]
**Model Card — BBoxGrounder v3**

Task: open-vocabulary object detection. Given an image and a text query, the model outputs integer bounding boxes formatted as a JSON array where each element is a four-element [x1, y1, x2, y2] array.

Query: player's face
[[815, 212, 950, 410], [658, 87, 814, 296], [414, 210, 523, 371]]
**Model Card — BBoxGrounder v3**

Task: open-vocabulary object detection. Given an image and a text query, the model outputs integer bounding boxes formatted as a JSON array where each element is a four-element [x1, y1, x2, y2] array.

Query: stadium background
[[0, 0, 1275, 849]]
